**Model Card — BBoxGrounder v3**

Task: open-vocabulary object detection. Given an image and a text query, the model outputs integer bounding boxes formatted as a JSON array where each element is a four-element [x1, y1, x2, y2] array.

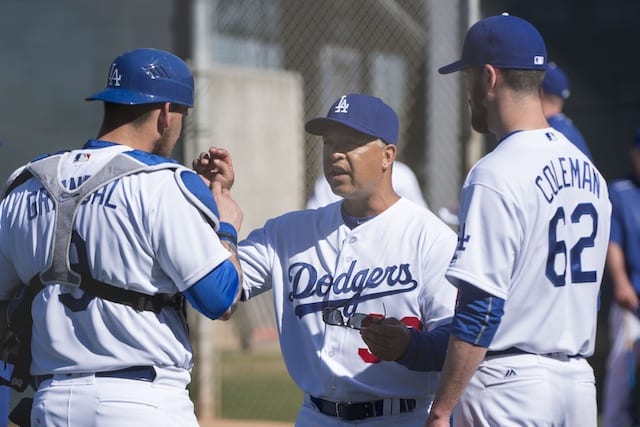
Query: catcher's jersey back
[[0, 141, 229, 375], [447, 128, 611, 356]]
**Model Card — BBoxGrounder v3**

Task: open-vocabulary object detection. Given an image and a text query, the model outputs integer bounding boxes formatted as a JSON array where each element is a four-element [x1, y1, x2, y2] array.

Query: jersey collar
[[497, 129, 524, 144], [82, 139, 119, 149]]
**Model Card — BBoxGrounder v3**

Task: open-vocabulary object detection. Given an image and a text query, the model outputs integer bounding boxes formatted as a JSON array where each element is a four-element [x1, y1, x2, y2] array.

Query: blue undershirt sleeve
[[451, 281, 505, 347], [183, 259, 239, 320], [396, 323, 451, 371]]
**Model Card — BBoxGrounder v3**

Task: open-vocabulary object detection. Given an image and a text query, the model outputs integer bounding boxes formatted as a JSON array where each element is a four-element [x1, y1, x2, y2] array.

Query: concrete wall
[[0, 0, 178, 181], [188, 65, 305, 237]]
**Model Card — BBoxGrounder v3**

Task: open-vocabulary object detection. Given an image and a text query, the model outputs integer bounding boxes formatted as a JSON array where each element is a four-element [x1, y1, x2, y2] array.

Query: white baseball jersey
[[239, 198, 457, 403], [447, 128, 611, 357], [0, 141, 230, 376], [306, 162, 429, 209]]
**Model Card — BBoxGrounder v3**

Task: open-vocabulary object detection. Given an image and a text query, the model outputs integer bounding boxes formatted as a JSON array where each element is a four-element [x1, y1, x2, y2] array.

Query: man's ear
[[157, 102, 172, 133], [382, 143, 397, 169], [485, 64, 499, 93]]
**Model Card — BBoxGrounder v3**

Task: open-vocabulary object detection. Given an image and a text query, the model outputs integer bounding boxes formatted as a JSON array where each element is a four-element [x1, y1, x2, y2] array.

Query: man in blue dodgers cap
[[0, 48, 244, 426], [427, 13, 610, 427], [541, 61, 593, 159], [603, 128, 640, 427], [193, 93, 458, 426]]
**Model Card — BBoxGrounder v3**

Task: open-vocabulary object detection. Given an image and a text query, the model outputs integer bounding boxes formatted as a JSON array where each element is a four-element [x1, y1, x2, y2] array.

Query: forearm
[[396, 324, 450, 371], [427, 336, 487, 423], [217, 239, 242, 320]]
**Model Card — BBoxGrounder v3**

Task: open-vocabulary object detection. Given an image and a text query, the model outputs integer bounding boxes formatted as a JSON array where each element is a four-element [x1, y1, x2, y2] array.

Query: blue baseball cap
[[542, 62, 570, 99], [439, 13, 547, 74], [305, 93, 399, 145], [86, 48, 194, 107]]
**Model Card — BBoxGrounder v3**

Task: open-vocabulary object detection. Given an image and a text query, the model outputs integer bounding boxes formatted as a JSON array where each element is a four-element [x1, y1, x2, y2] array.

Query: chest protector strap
[[24, 153, 181, 313]]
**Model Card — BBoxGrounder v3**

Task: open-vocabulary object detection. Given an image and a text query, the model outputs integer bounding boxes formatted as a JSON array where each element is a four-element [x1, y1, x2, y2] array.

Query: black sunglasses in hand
[[322, 303, 386, 330]]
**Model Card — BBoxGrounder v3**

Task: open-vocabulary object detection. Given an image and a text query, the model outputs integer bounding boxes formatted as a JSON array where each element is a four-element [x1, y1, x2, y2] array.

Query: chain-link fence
[[193, 0, 444, 199]]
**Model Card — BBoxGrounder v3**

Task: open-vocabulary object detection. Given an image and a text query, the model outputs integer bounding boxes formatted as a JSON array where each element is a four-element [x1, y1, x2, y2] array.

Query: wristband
[[217, 222, 238, 246]]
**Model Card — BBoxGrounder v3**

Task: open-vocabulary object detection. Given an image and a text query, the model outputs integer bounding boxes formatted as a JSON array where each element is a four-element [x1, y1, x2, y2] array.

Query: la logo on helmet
[[107, 64, 122, 87]]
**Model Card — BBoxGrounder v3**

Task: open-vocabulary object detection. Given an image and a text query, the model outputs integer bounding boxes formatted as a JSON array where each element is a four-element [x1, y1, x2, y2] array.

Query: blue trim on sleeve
[[451, 281, 505, 347], [396, 323, 451, 371], [217, 222, 238, 245], [183, 260, 239, 320]]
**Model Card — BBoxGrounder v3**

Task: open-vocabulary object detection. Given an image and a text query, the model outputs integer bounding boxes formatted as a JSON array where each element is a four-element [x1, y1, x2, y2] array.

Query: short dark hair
[[501, 69, 545, 94], [103, 102, 163, 129]]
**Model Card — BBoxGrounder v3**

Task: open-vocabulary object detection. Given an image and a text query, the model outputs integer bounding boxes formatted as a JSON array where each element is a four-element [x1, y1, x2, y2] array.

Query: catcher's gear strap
[[28, 274, 183, 314], [2, 166, 31, 199], [26, 153, 153, 287], [15, 152, 185, 313]]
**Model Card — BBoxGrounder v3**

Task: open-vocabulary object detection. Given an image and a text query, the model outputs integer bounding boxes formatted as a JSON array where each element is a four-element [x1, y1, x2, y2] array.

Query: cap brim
[[438, 60, 467, 75], [85, 88, 194, 107], [305, 117, 377, 140]]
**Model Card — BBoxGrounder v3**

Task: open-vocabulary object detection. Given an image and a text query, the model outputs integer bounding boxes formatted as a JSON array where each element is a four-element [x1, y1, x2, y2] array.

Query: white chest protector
[[0, 143, 228, 375]]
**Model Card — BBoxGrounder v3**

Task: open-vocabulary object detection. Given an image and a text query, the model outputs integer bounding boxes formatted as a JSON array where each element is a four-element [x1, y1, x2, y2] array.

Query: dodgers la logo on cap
[[439, 13, 547, 74], [304, 93, 399, 145]]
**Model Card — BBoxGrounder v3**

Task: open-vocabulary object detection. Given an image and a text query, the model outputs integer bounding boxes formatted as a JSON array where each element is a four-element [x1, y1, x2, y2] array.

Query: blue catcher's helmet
[[86, 48, 194, 107]]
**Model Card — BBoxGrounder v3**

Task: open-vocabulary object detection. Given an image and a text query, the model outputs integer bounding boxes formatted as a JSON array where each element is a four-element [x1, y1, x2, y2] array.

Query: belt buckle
[[336, 401, 371, 420], [336, 401, 359, 420]]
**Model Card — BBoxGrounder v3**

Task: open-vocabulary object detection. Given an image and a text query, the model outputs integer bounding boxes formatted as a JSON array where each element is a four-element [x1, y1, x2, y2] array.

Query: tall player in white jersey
[[425, 14, 611, 427], [195, 93, 458, 426], [0, 49, 243, 426]]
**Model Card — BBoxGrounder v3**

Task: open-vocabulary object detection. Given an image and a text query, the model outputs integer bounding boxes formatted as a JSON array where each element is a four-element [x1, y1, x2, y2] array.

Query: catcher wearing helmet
[[0, 48, 243, 426]]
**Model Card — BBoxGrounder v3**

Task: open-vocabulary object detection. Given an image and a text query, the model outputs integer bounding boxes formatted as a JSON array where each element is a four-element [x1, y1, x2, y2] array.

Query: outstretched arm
[[181, 178, 244, 321], [360, 319, 450, 371], [211, 180, 243, 319]]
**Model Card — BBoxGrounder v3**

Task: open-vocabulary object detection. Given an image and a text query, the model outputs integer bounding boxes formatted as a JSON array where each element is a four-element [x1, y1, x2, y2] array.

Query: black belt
[[486, 347, 581, 358], [34, 365, 156, 389], [309, 395, 416, 421], [486, 347, 531, 357]]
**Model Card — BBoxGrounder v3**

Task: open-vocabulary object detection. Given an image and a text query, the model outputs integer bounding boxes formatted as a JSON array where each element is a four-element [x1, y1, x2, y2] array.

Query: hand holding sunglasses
[[322, 303, 386, 330], [359, 317, 411, 361]]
